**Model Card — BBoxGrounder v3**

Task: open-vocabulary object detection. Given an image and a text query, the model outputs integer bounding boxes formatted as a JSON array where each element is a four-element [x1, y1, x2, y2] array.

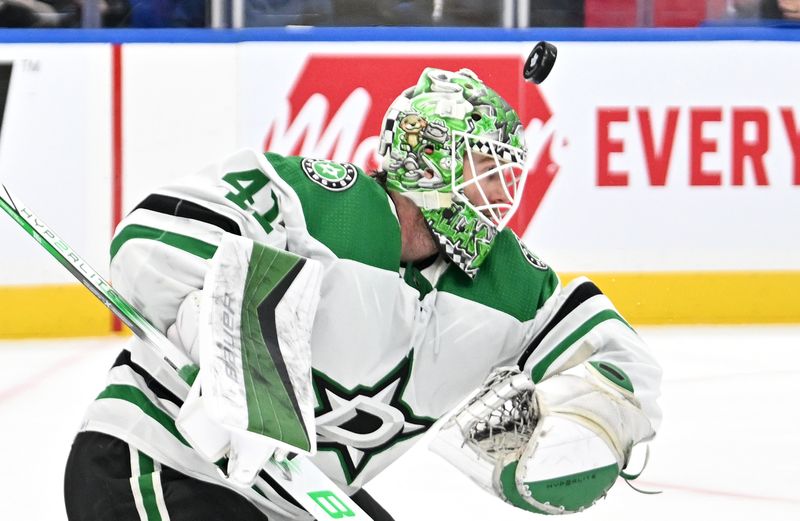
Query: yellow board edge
[[1, 271, 800, 338], [559, 271, 800, 325], [0, 284, 113, 339]]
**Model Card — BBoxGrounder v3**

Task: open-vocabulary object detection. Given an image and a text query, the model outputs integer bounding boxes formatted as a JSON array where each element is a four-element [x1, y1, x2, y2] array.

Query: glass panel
[[528, 0, 587, 27], [238, 0, 509, 27], [123, 1, 207, 27], [234, 1, 793, 29], [100, 0, 130, 27], [242, 0, 333, 26], [0, 0, 82, 27], [709, 0, 800, 22], [0, 1, 795, 28]]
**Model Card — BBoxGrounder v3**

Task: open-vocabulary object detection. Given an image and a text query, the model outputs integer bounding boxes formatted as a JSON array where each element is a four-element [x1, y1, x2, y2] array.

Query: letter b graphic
[[308, 490, 355, 518]]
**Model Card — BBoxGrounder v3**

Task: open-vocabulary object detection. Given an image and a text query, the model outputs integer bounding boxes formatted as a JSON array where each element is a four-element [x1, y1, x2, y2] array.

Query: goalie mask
[[378, 68, 528, 277]]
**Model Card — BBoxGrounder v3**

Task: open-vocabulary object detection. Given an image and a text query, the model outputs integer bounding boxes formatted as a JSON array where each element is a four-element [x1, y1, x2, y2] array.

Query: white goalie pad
[[431, 364, 654, 515], [176, 234, 323, 488]]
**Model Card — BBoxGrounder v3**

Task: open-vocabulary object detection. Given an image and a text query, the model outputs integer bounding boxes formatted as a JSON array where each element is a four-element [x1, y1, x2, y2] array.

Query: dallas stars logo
[[518, 237, 548, 271], [312, 354, 435, 484], [301, 158, 358, 191]]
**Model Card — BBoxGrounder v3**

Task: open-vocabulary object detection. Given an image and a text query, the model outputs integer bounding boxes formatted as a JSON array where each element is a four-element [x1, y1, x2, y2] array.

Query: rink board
[[0, 28, 798, 337]]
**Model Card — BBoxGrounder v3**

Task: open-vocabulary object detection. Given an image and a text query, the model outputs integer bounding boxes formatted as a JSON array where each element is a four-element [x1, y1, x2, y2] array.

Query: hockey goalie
[[64, 65, 661, 520]]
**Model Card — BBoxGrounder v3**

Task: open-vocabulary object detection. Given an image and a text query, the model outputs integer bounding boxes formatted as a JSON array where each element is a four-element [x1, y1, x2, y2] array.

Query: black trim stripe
[[133, 194, 242, 236], [517, 281, 603, 369], [0, 63, 12, 142], [256, 259, 309, 444], [350, 488, 395, 520], [257, 469, 304, 510], [112, 350, 184, 408]]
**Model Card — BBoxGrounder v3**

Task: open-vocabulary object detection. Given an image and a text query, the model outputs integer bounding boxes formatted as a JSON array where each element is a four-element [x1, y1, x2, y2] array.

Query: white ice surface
[[0, 326, 799, 520]]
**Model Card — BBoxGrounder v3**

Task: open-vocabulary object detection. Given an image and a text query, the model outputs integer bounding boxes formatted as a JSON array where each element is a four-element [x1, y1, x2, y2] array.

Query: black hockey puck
[[523, 41, 557, 84]]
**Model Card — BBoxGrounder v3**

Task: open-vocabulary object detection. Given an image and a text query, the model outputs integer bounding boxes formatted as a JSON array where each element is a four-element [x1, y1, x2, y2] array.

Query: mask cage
[[452, 130, 528, 231]]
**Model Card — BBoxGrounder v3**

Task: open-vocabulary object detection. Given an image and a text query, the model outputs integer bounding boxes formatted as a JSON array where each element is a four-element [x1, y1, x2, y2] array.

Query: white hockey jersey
[[80, 149, 662, 520]]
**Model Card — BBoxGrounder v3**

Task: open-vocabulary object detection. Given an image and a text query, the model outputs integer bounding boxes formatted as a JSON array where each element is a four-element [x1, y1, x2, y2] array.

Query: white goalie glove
[[430, 363, 654, 514]]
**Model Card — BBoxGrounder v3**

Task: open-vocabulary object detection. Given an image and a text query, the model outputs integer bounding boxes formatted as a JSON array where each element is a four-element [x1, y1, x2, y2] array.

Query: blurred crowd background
[[0, 0, 798, 29]]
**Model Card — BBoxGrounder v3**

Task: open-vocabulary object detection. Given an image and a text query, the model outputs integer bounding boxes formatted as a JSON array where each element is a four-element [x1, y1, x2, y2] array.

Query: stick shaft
[[0, 184, 195, 380]]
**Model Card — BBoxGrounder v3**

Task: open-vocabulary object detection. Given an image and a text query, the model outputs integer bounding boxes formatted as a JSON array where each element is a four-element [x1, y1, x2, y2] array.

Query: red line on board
[[111, 44, 123, 333]]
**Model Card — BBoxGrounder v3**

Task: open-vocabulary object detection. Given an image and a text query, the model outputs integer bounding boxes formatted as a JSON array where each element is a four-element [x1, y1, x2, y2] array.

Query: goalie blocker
[[174, 233, 322, 488], [430, 362, 653, 515], [170, 234, 374, 519]]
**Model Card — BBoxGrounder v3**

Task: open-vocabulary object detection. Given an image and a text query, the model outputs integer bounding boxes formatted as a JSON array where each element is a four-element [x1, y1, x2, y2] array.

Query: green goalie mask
[[378, 67, 528, 277]]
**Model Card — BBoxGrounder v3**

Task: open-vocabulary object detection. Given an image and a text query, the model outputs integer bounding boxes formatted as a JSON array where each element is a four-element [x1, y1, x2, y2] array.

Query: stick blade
[[265, 457, 373, 520]]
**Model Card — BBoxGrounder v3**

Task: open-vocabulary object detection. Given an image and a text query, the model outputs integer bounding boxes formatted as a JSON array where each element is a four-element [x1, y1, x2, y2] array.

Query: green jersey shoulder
[[258, 152, 403, 272], [436, 229, 558, 322]]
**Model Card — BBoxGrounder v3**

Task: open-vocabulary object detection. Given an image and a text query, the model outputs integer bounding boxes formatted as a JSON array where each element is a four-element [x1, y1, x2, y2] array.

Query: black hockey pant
[[65, 431, 394, 521]]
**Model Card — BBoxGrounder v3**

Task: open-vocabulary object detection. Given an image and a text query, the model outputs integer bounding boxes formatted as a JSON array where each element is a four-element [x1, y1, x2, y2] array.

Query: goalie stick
[[0, 183, 373, 521]]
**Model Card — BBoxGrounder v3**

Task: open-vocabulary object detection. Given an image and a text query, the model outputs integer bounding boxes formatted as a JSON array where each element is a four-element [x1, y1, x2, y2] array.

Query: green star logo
[[301, 158, 358, 191], [312, 354, 436, 484]]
